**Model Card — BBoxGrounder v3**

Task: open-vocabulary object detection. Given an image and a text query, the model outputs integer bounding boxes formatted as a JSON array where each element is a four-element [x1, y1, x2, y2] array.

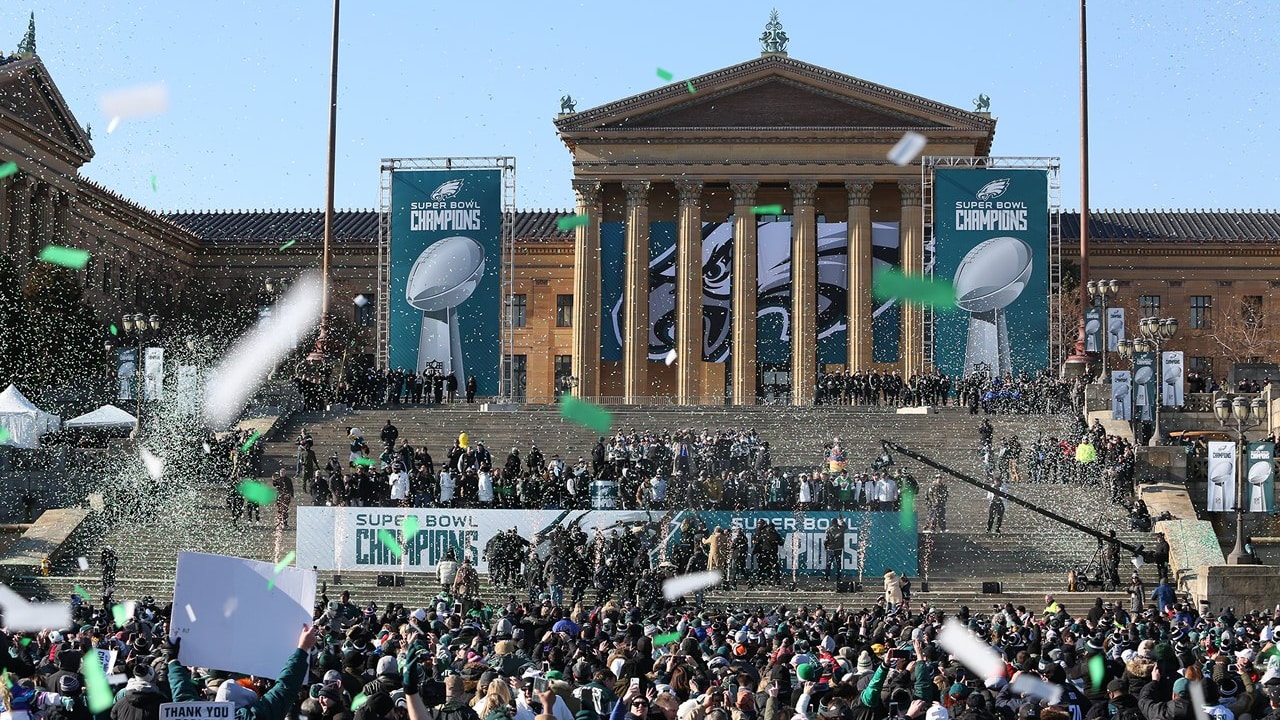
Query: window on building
[[509, 294, 527, 328], [1189, 356, 1212, 377], [556, 294, 573, 327], [1190, 295, 1212, 329], [1139, 295, 1161, 316], [554, 355, 573, 396], [354, 293, 375, 327], [1243, 295, 1263, 328], [134, 273, 145, 306], [502, 354, 527, 400]]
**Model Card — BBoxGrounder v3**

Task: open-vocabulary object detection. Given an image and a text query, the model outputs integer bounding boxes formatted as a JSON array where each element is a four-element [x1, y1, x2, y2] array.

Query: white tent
[[0, 384, 60, 448], [65, 404, 137, 430]]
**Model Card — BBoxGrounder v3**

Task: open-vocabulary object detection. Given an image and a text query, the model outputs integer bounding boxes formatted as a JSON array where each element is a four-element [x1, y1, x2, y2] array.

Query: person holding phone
[[609, 682, 651, 720]]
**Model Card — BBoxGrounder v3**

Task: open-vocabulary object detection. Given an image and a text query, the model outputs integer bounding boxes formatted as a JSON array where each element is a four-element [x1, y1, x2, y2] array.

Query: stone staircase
[[13, 405, 1159, 615]]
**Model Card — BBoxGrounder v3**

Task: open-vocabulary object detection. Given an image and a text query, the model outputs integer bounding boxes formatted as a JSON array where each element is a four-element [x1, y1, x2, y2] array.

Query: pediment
[[0, 56, 94, 164]]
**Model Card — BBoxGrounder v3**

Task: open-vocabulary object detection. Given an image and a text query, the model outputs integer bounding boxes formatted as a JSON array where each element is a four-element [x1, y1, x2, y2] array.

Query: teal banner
[[388, 169, 502, 394], [1246, 442, 1275, 513], [600, 223, 625, 361], [1133, 351, 1156, 422], [871, 221, 902, 363], [933, 169, 1048, 378]]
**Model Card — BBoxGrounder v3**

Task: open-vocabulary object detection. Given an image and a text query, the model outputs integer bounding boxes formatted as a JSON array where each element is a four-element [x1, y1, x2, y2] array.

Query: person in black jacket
[[1137, 669, 1194, 720]]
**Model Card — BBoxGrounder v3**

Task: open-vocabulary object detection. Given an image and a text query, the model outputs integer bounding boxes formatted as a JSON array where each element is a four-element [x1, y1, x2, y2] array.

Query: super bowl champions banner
[[1133, 351, 1156, 422], [1207, 441, 1237, 512], [1162, 351, 1184, 407], [1084, 308, 1102, 354], [1246, 442, 1275, 512], [1111, 370, 1132, 421], [933, 169, 1049, 379], [296, 507, 917, 576], [116, 348, 138, 402], [1107, 308, 1125, 352], [143, 347, 164, 401], [388, 169, 502, 392]]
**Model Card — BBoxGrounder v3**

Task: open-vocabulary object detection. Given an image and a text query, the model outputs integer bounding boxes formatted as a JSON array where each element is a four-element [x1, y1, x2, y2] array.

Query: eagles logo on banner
[[1111, 370, 1132, 421], [1107, 308, 1125, 352], [1162, 351, 1184, 407], [1207, 441, 1237, 512], [1084, 307, 1103, 354], [1246, 442, 1275, 512], [1132, 351, 1156, 422]]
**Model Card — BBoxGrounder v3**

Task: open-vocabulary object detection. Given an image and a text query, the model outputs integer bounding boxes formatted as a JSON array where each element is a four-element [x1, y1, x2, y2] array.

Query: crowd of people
[[812, 370, 1080, 415], [332, 367, 481, 409]]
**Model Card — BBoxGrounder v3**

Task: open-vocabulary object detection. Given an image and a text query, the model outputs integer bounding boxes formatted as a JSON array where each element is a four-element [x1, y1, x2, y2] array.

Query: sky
[[5, 0, 1277, 215]]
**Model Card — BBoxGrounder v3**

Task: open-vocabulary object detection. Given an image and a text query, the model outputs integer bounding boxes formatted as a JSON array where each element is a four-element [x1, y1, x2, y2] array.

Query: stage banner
[[646, 222, 679, 360], [1107, 308, 1125, 351], [933, 169, 1049, 378], [1207, 441, 1237, 512], [870, 222, 901, 363], [1246, 442, 1275, 512], [388, 168, 502, 394], [117, 348, 138, 402], [702, 222, 733, 362], [816, 223, 849, 365], [600, 222, 625, 362], [296, 507, 917, 576], [1133, 351, 1156, 422], [1111, 370, 1132, 421], [1084, 307, 1103, 354], [757, 221, 859, 366], [144, 347, 164, 401], [757, 220, 792, 365], [1162, 351, 1184, 407]]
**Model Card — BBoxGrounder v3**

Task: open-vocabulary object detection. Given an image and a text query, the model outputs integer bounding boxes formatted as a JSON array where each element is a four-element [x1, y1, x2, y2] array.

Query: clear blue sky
[[7, 1, 1276, 214]]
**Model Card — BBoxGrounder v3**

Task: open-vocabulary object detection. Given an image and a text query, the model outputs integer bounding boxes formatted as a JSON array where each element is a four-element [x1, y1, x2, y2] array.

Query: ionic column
[[899, 180, 923, 377], [622, 180, 651, 404], [846, 180, 874, 371], [674, 179, 703, 405], [570, 179, 602, 399], [730, 181, 759, 405], [790, 180, 819, 406]]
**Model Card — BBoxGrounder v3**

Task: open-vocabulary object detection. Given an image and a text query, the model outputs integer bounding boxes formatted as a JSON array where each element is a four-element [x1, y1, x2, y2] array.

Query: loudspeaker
[[377, 574, 395, 587], [982, 581, 1002, 594]]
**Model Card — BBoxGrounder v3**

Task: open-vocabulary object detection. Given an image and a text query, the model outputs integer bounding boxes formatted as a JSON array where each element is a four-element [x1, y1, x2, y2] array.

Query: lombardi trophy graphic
[[406, 236, 486, 376], [1248, 461, 1270, 512], [953, 236, 1034, 376]]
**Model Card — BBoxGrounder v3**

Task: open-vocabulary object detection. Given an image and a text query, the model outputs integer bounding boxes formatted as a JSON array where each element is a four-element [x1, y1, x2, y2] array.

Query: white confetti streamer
[[888, 131, 928, 166], [223, 596, 238, 618], [938, 618, 1004, 680], [138, 446, 163, 481], [203, 272, 323, 427], [664, 350, 678, 366], [0, 585, 69, 632], [77, 557, 89, 571], [1189, 680, 1208, 720], [662, 570, 722, 601], [185, 604, 197, 623], [354, 294, 369, 307], [100, 83, 169, 126], [1010, 674, 1062, 705]]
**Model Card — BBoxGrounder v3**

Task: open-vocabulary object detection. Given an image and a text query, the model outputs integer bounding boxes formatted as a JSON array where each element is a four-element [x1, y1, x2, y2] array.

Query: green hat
[[797, 664, 818, 682]]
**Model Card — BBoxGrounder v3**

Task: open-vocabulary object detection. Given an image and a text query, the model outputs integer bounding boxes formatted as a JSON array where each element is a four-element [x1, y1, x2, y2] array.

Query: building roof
[[1060, 210, 1280, 242], [165, 209, 574, 243]]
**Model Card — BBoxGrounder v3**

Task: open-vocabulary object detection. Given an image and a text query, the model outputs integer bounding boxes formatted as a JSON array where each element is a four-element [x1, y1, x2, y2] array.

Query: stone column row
[[569, 179, 602, 399]]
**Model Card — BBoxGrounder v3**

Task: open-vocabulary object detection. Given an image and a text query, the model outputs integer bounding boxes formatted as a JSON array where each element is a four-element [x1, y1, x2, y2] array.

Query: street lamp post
[[121, 313, 162, 437], [1087, 279, 1118, 381], [1215, 395, 1267, 564], [1136, 316, 1177, 446]]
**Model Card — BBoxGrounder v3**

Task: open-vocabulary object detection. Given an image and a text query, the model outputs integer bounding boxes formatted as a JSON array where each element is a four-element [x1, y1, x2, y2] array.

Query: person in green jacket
[[165, 626, 318, 720]]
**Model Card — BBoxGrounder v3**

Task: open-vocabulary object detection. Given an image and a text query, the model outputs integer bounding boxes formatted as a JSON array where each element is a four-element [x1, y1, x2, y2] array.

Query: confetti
[[354, 294, 369, 307], [139, 446, 163, 481], [203, 272, 323, 427], [656, 68, 673, 81], [0, 427, 8, 444], [83, 649, 114, 713], [0, 162, 17, 179], [237, 480, 277, 505], [185, 604, 196, 623], [38, 245, 90, 269], [937, 618, 1003, 680], [686, 80, 695, 94], [900, 485, 915, 532], [100, 83, 169, 127], [273, 551, 296, 574], [872, 269, 956, 308], [279, 240, 297, 251], [751, 205, 783, 215], [109, 324, 118, 336], [887, 131, 928, 166], [1088, 654, 1105, 690], [240, 430, 262, 453], [202, 442, 211, 455], [106, 117, 120, 134], [352, 693, 369, 711], [1189, 681, 1208, 720], [662, 570, 722, 601], [73, 585, 91, 600], [223, 597, 238, 618], [401, 515, 420, 538], [664, 350, 678, 366], [77, 557, 89, 571], [556, 214, 590, 232], [20, 638, 29, 647], [559, 396, 613, 434], [378, 529, 403, 558], [653, 631, 682, 647], [0, 586, 70, 631], [111, 604, 128, 626], [353, 457, 375, 467], [1009, 674, 1062, 705], [151, 174, 157, 192]]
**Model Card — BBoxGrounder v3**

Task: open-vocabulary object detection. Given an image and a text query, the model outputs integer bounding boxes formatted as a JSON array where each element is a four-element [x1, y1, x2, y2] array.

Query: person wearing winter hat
[[1137, 667, 1194, 720], [167, 626, 319, 720]]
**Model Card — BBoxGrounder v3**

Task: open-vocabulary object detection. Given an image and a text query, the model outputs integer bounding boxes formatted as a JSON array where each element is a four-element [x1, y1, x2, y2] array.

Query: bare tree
[[1204, 298, 1280, 367]]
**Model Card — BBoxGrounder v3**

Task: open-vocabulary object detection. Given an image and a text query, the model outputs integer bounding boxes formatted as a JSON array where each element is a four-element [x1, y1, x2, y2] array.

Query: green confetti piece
[[38, 245, 90, 269], [20, 638, 30, 647], [0, 162, 17, 178], [353, 457, 375, 467], [559, 396, 613, 434], [378, 529, 403, 558], [656, 68, 673, 81], [83, 650, 114, 713], [1088, 654, 1105, 690], [900, 486, 916, 533], [109, 324, 118, 336], [686, 80, 696, 93], [151, 174, 157, 192], [274, 551, 296, 574], [279, 239, 297, 251], [237, 480, 278, 505], [872, 268, 957, 308], [352, 693, 369, 711], [751, 205, 783, 215], [111, 604, 127, 626], [0, 427, 8, 444], [74, 585, 91, 600], [653, 631, 681, 646], [240, 430, 262, 452], [556, 213, 590, 232], [402, 515, 420, 538]]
